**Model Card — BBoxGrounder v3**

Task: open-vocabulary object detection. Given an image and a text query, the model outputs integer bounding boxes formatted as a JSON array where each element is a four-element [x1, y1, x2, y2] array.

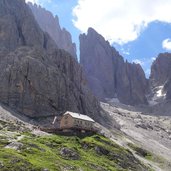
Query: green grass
[[0, 120, 152, 171], [127, 143, 153, 158], [127, 142, 169, 170], [0, 133, 151, 171]]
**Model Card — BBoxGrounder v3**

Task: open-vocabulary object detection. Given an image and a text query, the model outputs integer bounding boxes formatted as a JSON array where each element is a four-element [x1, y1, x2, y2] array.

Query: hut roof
[[64, 111, 95, 122]]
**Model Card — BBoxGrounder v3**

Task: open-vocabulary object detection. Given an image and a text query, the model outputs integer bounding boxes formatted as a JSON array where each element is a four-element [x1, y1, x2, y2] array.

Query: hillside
[[1, 103, 171, 171], [101, 101, 171, 171], [0, 105, 152, 171], [0, 1, 171, 171]]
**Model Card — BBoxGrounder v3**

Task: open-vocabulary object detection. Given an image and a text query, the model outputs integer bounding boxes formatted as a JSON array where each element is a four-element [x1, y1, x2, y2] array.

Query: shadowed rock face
[[80, 28, 118, 99], [0, 47, 100, 119], [0, 0, 55, 52], [0, 0, 103, 122], [28, 3, 77, 59], [150, 53, 171, 99], [80, 28, 148, 105]]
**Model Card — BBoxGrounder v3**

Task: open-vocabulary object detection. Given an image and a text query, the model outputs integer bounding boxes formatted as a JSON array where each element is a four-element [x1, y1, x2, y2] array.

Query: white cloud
[[132, 59, 144, 65], [25, 0, 39, 4], [121, 48, 130, 55], [152, 57, 156, 61], [162, 38, 171, 50], [73, 0, 171, 44], [25, 0, 52, 6]]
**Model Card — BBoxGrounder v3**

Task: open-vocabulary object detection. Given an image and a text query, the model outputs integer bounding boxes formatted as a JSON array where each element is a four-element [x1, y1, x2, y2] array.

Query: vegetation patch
[[127, 142, 170, 170], [0, 119, 153, 171], [127, 143, 152, 158]]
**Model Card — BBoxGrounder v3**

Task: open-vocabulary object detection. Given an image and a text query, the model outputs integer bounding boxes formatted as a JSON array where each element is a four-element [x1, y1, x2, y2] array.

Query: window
[[74, 120, 79, 126], [64, 121, 68, 125], [65, 115, 68, 119]]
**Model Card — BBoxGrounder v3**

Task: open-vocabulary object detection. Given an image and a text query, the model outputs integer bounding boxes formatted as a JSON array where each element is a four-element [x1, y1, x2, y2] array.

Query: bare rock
[[80, 28, 148, 105], [95, 146, 110, 155], [0, 161, 4, 168], [28, 3, 77, 59], [60, 147, 80, 160], [150, 53, 171, 88], [0, 46, 102, 120], [42, 168, 49, 171], [5, 142, 23, 150], [149, 53, 171, 101], [0, 0, 55, 52], [0, 0, 114, 128]]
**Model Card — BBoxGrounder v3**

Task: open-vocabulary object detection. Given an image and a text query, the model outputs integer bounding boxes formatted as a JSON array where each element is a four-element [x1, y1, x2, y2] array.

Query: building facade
[[60, 111, 95, 131]]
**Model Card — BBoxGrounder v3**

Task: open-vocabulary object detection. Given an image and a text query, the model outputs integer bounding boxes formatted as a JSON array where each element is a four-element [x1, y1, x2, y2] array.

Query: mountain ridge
[[80, 27, 149, 106], [28, 2, 77, 60], [0, 0, 112, 127]]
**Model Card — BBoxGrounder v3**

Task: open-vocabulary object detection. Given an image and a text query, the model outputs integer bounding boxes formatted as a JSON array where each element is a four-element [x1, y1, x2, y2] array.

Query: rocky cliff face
[[0, 0, 105, 124], [150, 53, 171, 100], [28, 3, 77, 59], [0, 0, 55, 51], [80, 28, 148, 105]]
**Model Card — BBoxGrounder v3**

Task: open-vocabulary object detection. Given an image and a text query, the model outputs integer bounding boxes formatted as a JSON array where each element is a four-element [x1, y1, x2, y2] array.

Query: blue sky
[[26, 0, 171, 77], [114, 21, 171, 76]]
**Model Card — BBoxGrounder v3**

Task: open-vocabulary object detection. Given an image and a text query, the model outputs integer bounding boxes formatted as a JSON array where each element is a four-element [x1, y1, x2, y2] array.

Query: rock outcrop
[[28, 2, 77, 59], [150, 53, 171, 100], [80, 28, 148, 105], [0, 0, 105, 124], [0, 0, 55, 51]]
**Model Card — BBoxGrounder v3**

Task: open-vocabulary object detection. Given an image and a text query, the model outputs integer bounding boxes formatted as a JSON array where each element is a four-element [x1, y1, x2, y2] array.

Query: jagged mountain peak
[[28, 2, 77, 59], [0, 0, 56, 52], [150, 52, 171, 86], [0, 0, 111, 126], [80, 27, 148, 105], [87, 27, 102, 38], [81, 27, 111, 47], [149, 52, 171, 102]]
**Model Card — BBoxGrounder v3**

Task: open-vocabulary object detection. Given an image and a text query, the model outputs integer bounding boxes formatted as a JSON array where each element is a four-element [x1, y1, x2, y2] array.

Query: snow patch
[[156, 86, 166, 98], [149, 85, 166, 106]]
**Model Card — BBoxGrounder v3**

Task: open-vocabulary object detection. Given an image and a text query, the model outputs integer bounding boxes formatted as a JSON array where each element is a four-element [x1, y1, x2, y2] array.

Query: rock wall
[[0, 0, 104, 123], [80, 28, 148, 105], [150, 53, 171, 100], [0, 0, 57, 52], [28, 3, 77, 59]]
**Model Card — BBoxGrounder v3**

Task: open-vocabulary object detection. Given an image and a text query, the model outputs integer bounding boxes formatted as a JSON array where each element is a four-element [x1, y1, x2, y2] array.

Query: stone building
[[60, 111, 95, 131]]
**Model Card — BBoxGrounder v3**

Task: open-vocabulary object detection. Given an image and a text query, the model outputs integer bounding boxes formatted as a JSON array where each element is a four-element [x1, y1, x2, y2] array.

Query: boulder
[[60, 147, 80, 160], [5, 142, 23, 150]]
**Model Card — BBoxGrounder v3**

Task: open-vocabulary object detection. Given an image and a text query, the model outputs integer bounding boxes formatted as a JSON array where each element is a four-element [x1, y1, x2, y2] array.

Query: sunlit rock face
[[80, 28, 148, 105]]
